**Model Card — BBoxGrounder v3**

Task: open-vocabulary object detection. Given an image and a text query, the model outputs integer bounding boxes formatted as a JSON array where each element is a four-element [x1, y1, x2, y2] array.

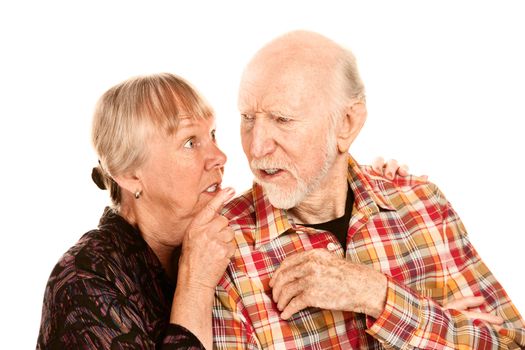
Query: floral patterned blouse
[[37, 207, 204, 349]]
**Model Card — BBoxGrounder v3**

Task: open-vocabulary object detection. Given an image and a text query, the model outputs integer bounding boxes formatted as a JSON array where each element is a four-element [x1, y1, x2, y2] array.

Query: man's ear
[[113, 169, 142, 196], [336, 101, 367, 153]]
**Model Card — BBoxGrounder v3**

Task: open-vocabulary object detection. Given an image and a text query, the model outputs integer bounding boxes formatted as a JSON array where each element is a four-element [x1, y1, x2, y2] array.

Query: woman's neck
[[119, 201, 183, 281]]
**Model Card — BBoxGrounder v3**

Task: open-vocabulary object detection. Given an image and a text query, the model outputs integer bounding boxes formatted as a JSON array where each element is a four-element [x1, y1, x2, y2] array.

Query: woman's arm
[[169, 188, 236, 349]]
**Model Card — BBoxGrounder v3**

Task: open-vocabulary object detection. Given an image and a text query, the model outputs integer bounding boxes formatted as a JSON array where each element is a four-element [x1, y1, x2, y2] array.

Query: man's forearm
[[367, 277, 525, 349]]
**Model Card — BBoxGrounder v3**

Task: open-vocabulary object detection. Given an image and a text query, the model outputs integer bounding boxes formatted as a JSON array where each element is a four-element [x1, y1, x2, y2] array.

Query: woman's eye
[[183, 138, 195, 149]]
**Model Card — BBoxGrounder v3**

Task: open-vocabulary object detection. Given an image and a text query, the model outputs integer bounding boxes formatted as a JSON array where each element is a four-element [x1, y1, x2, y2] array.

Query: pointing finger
[[194, 187, 235, 225]]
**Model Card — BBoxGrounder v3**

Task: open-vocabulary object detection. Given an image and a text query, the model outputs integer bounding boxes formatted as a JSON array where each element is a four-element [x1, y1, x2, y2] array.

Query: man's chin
[[268, 197, 296, 210], [259, 183, 303, 210]]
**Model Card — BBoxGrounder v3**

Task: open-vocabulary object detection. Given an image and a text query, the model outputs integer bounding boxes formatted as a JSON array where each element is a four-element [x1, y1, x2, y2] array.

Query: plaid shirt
[[213, 156, 525, 349]]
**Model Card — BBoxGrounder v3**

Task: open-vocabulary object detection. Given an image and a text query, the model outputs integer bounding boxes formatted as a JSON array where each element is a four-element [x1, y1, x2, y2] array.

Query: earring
[[134, 190, 142, 199]]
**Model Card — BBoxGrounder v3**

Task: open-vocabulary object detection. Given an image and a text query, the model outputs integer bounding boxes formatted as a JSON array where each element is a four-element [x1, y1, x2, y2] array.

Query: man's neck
[[287, 156, 349, 225]]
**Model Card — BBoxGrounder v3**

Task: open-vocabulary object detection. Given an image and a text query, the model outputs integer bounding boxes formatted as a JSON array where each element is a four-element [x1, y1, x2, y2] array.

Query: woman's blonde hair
[[91, 73, 213, 209]]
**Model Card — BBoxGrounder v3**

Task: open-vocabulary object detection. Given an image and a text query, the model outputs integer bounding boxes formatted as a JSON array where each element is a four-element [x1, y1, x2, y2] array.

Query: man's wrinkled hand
[[269, 249, 387, 320]]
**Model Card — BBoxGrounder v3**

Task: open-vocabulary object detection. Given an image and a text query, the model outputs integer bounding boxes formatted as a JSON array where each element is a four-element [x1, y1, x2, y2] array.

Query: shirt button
[[327, 242, 338, 251]]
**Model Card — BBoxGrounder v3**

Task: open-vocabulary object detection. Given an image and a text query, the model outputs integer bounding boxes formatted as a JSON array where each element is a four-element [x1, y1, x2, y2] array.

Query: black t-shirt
[[303, 186, 354, 250]]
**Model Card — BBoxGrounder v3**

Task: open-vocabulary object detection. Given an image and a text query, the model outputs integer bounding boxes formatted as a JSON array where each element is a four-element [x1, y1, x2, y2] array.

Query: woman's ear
[[113, 170, 142, 196], [336, 101, 367, 153]]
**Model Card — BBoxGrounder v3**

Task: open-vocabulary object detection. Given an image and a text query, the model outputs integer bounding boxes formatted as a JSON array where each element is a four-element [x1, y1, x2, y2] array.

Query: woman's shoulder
[[38, 225, 154, 348], [46, 227, 124, 291], [62, 208, 147, 275], [44, 208, 158, 298]]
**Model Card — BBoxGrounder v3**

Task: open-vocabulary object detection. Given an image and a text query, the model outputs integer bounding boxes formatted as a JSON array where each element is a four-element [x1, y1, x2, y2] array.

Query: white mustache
[[250, 158, 297, 177]]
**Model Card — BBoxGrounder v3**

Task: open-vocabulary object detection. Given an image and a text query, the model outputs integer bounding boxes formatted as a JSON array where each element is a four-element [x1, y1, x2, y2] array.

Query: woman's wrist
[[172, 283, 214, 312], [170, 285, 214, 349]]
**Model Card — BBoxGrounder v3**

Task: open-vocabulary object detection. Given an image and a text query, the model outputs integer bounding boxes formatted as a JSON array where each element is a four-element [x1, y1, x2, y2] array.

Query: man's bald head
[[240, 30, 366, 118]]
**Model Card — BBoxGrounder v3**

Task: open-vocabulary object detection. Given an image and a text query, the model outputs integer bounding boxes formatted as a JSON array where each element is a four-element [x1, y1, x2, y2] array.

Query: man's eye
[[241, 114, 255, 122], [183, 138, 195, 149], [277, 116, 291, 123], [211, 129, 216, 140]]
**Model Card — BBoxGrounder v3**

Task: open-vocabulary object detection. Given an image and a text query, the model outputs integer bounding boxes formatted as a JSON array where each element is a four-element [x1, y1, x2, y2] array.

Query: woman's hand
[[177, 187, 236, 292], [170, 187, 236, 349], [371, 157, 409, 179], [445, 296, 504, 327], [371, 157, 428, 180]]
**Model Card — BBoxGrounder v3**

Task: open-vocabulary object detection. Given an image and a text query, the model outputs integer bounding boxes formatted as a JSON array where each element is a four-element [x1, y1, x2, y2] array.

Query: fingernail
[[221, 187, 235, 199]]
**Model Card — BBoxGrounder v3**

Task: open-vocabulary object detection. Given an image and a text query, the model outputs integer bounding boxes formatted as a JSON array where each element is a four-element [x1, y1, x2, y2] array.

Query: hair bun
[[91, 166, 107, 190]]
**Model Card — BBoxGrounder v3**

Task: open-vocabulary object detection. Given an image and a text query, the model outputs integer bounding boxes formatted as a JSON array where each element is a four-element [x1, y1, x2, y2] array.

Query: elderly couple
[[38, 31, 524, 349]]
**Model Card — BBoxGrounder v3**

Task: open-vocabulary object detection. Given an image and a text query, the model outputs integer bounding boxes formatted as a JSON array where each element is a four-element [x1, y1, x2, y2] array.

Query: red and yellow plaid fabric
[[213, 156, 525, 349]]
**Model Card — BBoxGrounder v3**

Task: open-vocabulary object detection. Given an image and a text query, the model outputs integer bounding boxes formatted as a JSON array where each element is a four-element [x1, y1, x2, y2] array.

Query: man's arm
[[367, 189, 525, 349], [270, 183, 525, 349]]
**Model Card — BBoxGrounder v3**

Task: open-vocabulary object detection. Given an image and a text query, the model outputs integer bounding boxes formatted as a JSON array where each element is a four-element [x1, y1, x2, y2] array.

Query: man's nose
[[250, 118, 276, 159]]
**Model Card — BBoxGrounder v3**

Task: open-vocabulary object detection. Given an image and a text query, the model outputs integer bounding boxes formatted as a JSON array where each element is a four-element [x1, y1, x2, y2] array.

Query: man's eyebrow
[[268, 110, 295, 118]]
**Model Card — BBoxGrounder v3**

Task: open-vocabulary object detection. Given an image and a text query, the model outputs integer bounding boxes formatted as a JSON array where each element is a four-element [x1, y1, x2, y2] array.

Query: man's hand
[[445, 296, 504, 327], [269, 249, 387, 320]]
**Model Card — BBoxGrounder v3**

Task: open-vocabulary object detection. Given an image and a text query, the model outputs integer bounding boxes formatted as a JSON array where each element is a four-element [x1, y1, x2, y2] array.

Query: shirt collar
[[346, 155, 396, 215], [251, 155, 395, 249], [252, 184, 294, 249]]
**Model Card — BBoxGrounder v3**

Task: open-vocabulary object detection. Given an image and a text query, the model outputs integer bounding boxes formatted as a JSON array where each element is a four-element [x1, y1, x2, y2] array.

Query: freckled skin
[[269, 249, 387, 319]]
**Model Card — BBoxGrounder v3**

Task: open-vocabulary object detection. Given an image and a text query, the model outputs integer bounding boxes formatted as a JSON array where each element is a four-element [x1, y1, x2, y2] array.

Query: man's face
[[238, 67, 338, 209]]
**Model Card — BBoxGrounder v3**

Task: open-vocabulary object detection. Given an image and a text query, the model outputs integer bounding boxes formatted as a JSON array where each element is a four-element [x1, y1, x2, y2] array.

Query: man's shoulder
[[359, 165, 447, 206], [223, 188, 257, 222], [359, 164, 428, 187]]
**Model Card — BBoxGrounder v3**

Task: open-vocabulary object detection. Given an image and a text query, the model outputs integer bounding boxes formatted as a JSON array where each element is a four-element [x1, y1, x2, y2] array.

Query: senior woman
[[37, 73, 234, 349], [37, 73, 405, 349]]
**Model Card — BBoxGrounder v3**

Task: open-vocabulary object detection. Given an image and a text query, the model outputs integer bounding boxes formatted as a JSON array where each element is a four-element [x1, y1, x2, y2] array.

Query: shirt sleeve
[[163, 324, 206, 349], [212, 275, 261, 349], [366, 184, 525, 349], [37, 275, 205, 350]]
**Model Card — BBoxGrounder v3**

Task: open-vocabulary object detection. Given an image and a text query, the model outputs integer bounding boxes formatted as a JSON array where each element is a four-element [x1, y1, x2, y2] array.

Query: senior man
[[213, 31, 525, 349]]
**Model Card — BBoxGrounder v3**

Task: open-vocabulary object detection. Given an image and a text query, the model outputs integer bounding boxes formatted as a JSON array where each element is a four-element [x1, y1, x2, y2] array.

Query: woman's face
[[137, 115, 227, 238]]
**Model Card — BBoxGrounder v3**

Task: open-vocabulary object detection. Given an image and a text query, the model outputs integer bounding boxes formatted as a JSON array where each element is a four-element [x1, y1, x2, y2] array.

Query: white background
[[1, 1, 524, 347]]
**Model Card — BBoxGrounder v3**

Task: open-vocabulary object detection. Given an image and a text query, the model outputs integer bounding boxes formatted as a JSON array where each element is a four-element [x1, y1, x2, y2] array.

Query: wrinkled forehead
[[238, 61, 336, 115]]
